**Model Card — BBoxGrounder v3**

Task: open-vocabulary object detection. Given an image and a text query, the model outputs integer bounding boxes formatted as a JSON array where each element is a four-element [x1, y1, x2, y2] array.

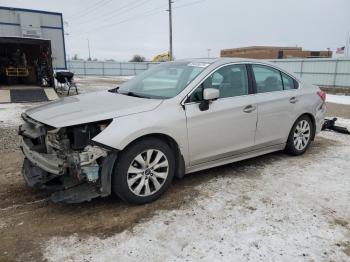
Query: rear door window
[[252, 65, 283, 93]]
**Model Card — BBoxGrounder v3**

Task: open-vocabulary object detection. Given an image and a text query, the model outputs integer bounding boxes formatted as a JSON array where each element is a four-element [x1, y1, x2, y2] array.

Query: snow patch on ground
[[71, 76, 132, 94], [43, 119, 350, 262], [0, 76, 132, 127], [327, 94, 350, 105], [0, 103, 34, 127], [75, 75, 134, 81]]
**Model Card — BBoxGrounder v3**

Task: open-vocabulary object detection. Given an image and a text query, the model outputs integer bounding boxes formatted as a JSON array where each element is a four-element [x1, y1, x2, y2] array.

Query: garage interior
[[0, 37, 58, 103], [0, 37, 54, 87]]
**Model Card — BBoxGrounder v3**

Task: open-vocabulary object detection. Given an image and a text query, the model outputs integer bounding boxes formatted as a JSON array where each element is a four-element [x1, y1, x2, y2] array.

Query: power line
[[69, 0, 146, 24], [69, 0, 151, 30], [69, 0, 205, 31], [65, 0, 113, 20], [70, 6, 166, 35], [173, 0, 208, 10], [69, 0, 208, 35]]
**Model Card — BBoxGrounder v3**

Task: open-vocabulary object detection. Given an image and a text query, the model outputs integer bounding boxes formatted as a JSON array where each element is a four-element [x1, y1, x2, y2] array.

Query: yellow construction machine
[[152, 52, 171, 62]]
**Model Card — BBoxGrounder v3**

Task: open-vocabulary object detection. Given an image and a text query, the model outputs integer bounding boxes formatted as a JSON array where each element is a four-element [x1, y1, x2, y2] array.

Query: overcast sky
[[1, 0, 349, 61]]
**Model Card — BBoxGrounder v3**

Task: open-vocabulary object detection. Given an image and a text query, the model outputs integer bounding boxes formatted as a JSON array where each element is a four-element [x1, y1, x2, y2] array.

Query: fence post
[[102, 62, 105, 77], [299, 60, 304, 78], [120, 62, 123, 76], [134, 63, 136, 75], [333, 59, 339, 87], [83, 61, 86, 76]]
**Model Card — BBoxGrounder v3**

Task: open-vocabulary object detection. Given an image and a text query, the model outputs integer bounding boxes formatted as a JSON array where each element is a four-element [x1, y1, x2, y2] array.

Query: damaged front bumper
[[20, 136, 65, 175], [19, 115, 117, 203]]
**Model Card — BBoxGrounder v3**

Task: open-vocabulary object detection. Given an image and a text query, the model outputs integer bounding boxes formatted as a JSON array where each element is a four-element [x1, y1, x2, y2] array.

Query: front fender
[[92, 105, 189, 165]]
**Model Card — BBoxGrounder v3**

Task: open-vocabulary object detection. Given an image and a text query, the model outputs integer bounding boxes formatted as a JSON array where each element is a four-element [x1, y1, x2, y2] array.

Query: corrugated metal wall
[[67, 60, 159, 76], [67, 58, 350, 88], [269, 58, 350, 88]]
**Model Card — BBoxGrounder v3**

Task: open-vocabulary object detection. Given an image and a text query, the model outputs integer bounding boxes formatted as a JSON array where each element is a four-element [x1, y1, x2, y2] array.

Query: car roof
[[176, 57, 272, 65], [174, 57, 301, 81]]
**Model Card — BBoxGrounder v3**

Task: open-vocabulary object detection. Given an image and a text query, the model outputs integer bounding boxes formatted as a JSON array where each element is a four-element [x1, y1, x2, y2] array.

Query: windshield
[[117, 62, 208, 99]]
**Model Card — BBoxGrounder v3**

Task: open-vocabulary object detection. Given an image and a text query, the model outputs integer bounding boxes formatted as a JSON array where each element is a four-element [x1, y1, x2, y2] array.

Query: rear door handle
[[243, 105, 256, 113], [290, 97, 298, 104]]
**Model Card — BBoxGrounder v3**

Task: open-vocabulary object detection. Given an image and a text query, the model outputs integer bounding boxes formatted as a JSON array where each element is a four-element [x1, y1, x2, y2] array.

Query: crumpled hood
[[25, 91, 163, 127]]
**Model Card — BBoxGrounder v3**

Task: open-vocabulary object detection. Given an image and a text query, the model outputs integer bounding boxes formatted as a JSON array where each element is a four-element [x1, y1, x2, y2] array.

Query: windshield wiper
[[119, 91, 150, 99], [126, 92, 150, 98], [109, 88, 151, 99]]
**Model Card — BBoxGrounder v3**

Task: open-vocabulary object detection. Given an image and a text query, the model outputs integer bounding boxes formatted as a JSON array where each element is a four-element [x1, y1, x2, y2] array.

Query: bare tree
[[130, 54, 146, 62]]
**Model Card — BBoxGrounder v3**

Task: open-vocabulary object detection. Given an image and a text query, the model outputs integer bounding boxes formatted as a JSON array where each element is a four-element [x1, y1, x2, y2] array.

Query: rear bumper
[[315, 102, 326, 134]]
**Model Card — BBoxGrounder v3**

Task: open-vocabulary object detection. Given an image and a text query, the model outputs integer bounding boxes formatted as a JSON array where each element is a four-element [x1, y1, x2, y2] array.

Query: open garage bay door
[[0, 37, 54, 88], [0, 37, 59, 103]]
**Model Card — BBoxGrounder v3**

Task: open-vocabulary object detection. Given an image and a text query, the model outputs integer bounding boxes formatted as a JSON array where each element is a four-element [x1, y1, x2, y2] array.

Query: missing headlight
[[67, 120, 112, 150]]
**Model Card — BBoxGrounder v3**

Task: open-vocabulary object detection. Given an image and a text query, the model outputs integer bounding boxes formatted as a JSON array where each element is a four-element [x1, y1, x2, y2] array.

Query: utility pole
[[168, 0, 173, 61], [87, 38, 91, 61]]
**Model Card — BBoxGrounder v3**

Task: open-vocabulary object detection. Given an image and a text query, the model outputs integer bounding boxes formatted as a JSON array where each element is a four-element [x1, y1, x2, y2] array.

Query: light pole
[[87, 38, 91, 61], [207, 48, 212, 58]]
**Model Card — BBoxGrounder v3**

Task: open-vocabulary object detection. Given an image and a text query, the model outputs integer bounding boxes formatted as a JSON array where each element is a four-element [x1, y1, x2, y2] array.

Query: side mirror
[[203, 88, 219, 100], [199, 88, 219, 111]]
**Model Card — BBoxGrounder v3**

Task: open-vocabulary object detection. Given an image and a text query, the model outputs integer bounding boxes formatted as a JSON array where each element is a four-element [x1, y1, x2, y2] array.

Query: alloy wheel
[[127, 149, 169, 196], [293, 120, 311, 151]]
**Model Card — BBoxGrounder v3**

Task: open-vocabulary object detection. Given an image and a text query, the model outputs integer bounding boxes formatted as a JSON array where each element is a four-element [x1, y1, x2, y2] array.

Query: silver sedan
[[19, 58, 326, 204]]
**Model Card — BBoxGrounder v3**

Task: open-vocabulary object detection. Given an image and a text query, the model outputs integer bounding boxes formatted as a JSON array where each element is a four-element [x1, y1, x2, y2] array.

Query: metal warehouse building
[[0, 6, 66, 93], [0, 6, 66, 69]]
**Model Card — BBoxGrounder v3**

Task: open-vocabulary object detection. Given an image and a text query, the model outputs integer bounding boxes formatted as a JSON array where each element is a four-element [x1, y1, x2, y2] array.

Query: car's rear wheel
[[285, 115, 313, 155], [112, 138, 175, 204]]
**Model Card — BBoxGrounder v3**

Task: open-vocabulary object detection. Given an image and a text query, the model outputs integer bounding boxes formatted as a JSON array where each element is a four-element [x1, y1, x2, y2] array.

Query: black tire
[[285, 115, 314, 156], [112, 137, 175, 204]]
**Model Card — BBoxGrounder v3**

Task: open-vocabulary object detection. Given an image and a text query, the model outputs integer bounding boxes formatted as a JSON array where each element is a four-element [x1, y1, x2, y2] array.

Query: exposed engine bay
[[19, 113, 117, 203]]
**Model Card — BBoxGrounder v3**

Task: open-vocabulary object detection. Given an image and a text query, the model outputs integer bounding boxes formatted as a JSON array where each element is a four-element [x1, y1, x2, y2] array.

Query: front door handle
[[243, 105, 256, 113], [290, 97, 298, 104]]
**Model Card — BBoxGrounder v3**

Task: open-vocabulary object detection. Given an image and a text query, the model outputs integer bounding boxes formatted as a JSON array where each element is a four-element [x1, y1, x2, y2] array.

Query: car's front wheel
[[112, 138, 175, 204], [285, 115, 313, 155]]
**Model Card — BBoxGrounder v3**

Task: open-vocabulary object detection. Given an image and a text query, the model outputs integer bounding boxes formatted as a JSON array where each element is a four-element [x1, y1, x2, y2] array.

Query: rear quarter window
[[293, 79, 299, 89], [281, 72, 296, 90]]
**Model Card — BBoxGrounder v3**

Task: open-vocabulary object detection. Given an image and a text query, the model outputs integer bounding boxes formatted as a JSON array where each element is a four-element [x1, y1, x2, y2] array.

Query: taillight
[[317, 91, 326, 102]]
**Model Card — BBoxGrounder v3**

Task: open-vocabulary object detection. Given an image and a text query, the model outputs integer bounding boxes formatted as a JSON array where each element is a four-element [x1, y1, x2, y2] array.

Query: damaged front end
[[19, 114, 117, 203]]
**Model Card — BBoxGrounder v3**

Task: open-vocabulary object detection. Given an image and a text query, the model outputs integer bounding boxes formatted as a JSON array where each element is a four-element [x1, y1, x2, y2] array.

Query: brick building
[[220, 46, 332, 59]]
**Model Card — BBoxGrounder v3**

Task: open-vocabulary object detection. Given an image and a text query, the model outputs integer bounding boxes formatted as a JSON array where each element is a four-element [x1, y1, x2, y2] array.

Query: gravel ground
[[326, 103, 350, 119], [0, 127, 19, 153], [0, 77, 349, 261]]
